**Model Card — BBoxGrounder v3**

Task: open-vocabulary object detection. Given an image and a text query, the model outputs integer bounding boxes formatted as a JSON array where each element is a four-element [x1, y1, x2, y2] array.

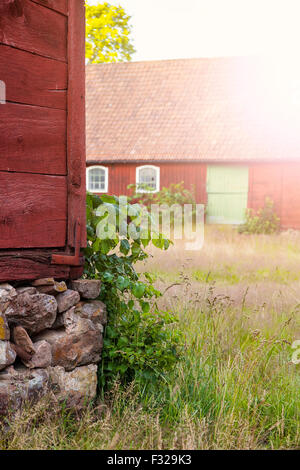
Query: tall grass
[[1, 226, 299, 449], [154, 286, 299, 449]]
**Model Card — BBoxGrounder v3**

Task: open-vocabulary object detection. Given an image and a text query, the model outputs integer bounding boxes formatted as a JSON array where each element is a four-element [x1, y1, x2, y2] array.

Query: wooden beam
[[0, 250, 70, 282], [67, 0, 86, 248]]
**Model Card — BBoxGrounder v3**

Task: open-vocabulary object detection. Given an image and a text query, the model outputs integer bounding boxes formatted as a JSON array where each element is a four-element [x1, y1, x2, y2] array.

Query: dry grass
[[0, 392, 215, 450], [1, 226, 299, 450], [142, 225, 300, 282]]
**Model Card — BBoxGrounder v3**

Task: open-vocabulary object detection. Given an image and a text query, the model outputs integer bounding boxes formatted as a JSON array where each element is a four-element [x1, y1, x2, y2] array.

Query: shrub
[[128, 181, 196, 207], [84, 193, 183, 390], [127, 181, 198, 230], [238, 197, 280, 234]]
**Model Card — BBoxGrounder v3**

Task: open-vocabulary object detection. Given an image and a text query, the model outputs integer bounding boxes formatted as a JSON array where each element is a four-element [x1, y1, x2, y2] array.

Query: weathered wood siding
[[0, 0, 86, 281]]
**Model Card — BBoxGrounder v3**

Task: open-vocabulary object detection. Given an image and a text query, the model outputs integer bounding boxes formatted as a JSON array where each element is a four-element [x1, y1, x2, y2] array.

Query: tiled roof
[[86, 57, 300, 162]]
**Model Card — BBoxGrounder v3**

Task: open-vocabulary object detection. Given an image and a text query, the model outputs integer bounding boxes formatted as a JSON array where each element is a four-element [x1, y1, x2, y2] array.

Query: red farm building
[[86, 57, 300, 229], [0, 0, 86, 282]]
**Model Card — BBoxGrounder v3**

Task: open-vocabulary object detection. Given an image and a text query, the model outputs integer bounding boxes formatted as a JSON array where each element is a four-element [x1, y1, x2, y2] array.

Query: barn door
[[0, 0, 86, 281], [206, 165, 249, 224]]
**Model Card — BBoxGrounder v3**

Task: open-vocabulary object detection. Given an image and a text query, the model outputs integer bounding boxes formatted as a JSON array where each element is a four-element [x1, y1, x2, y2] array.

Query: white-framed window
[[86, 165, 108, 193], [136, 165, 160, 193]]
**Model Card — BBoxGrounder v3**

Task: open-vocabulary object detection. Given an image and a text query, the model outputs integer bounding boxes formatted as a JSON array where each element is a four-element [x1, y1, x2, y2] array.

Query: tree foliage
[[86, 2, 136, 63]]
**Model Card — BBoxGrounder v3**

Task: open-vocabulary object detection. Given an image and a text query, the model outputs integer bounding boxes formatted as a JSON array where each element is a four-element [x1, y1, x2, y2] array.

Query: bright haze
[[87, 0, 300, 60], [87, 0, 300, 152]]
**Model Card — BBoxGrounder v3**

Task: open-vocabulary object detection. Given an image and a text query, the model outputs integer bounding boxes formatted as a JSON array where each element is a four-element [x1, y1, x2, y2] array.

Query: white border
[[136, 165, 160, 193], [86, 165, 108, 193]]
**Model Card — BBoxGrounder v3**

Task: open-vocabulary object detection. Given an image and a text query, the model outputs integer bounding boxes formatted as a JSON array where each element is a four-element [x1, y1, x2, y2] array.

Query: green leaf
[[132, 283, 146, 299], [100, 195, 118, 204], [92, 238, 101, 252], [152, 237, 164, 249], [100, 239, 113, 255], [116, 276, 129, 291], [140, 301, 150, 313], [163, 239, 170, 250], [131, 242, 142, 256], [117, 337, 129, 347], [120, 239, 130, 255], [102, 272, 114, 283], [118, 364, 128, 374]]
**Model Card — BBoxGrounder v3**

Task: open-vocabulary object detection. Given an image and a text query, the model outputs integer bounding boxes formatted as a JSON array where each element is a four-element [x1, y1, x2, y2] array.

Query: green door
[[206, 165, 249, 224]]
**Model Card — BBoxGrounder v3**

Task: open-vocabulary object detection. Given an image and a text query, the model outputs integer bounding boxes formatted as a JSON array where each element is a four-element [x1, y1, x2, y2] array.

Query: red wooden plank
[[0, 172, 67, 249], [0, 102, 66, 175], [29, 0, 68, 15], [0, 0, 67, 61], [0, 251, 70, 282], [0, 45, 67, 109], [67, 0, 86, 248], [0, 254, 83, 282], [281, 164, 300, 229]]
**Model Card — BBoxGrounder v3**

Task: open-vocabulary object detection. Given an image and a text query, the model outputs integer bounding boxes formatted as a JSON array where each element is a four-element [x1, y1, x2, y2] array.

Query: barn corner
[[0, 1, 102, 413]]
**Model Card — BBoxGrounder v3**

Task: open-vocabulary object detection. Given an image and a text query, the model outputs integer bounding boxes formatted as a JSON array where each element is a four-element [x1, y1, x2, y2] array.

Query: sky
[[87, 0, 300, 61]]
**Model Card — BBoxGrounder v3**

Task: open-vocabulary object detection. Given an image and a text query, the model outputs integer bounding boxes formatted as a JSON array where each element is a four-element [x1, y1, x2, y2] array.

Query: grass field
[[1, 226, 299, 449]]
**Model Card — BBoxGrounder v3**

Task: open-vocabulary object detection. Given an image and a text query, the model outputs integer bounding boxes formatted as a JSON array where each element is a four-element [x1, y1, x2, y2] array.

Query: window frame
[[86, 165, 108, 193], [136, 165, 160, 193]]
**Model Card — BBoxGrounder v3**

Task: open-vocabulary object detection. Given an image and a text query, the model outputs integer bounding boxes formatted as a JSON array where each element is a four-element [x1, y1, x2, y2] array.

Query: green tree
[[86, 2, 136, 63]]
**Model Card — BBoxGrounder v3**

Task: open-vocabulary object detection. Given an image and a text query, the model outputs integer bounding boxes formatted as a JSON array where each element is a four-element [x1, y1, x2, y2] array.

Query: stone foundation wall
[[0, 278, 106, 414]]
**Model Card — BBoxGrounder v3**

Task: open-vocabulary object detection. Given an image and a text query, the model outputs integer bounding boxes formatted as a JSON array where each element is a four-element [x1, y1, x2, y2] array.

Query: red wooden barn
[[0, 0, 86, 282], [86, 57, 300, 229]]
